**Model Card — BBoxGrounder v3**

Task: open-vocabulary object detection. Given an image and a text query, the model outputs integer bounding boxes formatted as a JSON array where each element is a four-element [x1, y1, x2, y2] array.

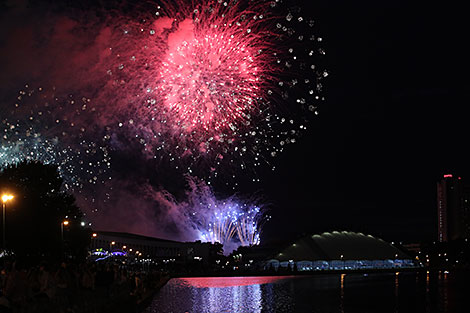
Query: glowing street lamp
[[1, 195, 13, 203], [2, 194, 14, 249], [61, 220, 69, 242]]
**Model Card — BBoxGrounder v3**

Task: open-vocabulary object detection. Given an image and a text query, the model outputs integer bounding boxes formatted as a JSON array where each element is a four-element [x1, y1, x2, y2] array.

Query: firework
[[236, 206, 264, 246], [0, 86, 112, 193], [1, 0, 324, 237], [2, 0, 326, 185], [200, 205, 239, 245], [196, 202, 267, 249], [179, 176, 268, 250], [98, 0, 326, 183]]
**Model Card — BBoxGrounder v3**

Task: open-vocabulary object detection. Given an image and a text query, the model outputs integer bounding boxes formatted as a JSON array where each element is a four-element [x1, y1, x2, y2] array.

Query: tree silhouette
[[0, 160, 91, 260]]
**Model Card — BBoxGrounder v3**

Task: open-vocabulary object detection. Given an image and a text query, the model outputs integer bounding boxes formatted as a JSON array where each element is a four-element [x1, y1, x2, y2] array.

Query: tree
[[0, 160, 91, 260]]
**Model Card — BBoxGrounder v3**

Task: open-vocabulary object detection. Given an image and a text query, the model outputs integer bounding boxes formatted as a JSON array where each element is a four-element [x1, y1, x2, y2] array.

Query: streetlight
[[61, 220, 69, 242], [60, 220, 69, 257], [110, 241, 115, 253], [2, 194, 14, 249], [90, 233, 98, 250]]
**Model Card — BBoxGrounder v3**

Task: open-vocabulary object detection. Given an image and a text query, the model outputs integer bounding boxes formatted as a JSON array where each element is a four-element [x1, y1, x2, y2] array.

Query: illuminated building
[[89, 231, 215, 264], [265, 231, 421, 271], [437, 174, 470, 242]]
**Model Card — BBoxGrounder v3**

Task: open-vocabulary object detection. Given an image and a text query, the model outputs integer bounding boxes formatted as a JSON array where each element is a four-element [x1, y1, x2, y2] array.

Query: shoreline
[[136, 274, 171, 313]]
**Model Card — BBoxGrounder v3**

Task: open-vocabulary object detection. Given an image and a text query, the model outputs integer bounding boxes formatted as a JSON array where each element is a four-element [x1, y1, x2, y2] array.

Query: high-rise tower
[[437, 174, 470, 241]]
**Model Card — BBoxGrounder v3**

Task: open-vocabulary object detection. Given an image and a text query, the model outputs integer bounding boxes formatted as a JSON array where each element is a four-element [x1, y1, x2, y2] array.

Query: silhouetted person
[[55, 262, 72, 311], [4, 260, 30, 312]]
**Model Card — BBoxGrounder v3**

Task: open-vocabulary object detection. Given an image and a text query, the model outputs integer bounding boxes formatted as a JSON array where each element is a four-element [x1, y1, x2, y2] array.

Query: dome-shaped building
[[266, 231, 420, 271]]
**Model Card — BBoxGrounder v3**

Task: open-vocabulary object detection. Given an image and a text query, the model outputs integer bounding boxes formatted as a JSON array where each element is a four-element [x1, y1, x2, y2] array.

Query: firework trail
[[201, 208, 238, 245], [197, 202, 268, 250], [171, 176, 269, 251], [236, 206, 264, 246]]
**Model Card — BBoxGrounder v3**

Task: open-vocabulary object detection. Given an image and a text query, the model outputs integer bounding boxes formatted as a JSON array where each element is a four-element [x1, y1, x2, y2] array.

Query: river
[[143, 270, 469, 312]]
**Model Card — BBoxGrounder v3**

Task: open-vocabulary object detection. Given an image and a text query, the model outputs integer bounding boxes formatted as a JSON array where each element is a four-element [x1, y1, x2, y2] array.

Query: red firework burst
[[157, 31, 261, 132], [147, 1, 279, 141], [100, 0, 325, 180], [110, 0, 279, 136]]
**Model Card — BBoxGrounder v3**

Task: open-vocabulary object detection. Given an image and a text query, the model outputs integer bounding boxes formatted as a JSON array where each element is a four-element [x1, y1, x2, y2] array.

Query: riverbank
[[136, 274, 170, 313], [0, 259, 172, 313]]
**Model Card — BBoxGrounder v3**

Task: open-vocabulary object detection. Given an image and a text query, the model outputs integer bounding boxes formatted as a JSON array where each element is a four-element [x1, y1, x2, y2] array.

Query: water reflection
[[197, 283, 261, 313], [145, 276, 295, 313], [438, 270, 449, 313], [340, 273, 345, 313], [394, 272, 399, 313], [179, 276, 292, 288], [144, 272, 470, 313]]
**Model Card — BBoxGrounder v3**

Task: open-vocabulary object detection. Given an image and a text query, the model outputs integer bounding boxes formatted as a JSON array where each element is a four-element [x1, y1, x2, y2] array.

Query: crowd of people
[[0, 258, 168, 313]]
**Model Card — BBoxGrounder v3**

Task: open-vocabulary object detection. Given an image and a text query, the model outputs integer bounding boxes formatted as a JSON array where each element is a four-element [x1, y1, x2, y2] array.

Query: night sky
[[259, 1, 466, 244], [0, 0, 466, 246]]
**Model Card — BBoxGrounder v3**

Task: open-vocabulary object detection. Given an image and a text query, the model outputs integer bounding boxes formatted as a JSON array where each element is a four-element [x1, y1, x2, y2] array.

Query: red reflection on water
[[179, 276, 297, 288]]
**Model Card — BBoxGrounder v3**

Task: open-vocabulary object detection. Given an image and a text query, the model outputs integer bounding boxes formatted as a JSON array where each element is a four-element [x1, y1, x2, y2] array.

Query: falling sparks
[[181, 176, 269, 252], [1, 86, 112, 193], [199, 203, 266, 247]]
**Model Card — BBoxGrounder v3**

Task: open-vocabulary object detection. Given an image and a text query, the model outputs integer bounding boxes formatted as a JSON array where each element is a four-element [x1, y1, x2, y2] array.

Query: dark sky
[[258, 1, 467, 244], [0, 0, 466, 245]]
